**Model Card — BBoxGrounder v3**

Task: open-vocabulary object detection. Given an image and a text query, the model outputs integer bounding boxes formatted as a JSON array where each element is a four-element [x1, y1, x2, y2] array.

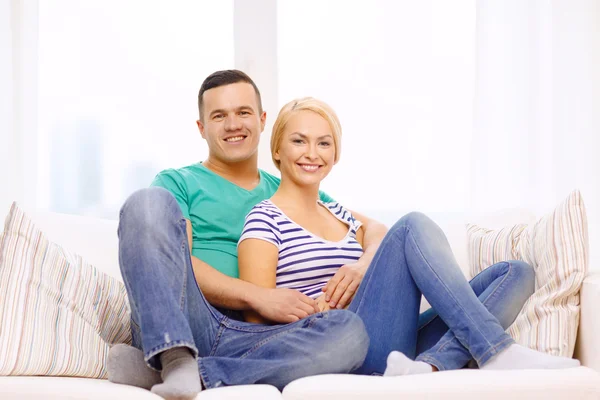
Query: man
[[108, 70, 384, 399]]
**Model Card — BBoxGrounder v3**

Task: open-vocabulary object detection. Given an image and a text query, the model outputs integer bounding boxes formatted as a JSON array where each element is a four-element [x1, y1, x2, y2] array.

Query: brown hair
[[197, 70, 262, 120]]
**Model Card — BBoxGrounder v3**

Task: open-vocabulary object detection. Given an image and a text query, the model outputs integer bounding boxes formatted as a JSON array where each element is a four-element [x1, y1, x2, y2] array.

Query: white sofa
[[1, 207, 599, 399]]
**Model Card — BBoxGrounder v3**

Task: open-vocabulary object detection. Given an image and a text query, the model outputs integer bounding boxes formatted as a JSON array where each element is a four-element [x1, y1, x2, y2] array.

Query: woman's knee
[[389, 211, 439, 239], [393, 211, 432, 229], [505, 260, 535, 295]]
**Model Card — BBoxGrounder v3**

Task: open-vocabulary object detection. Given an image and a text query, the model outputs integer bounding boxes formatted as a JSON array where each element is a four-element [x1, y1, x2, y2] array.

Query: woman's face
[[275, 110, 336, 188]]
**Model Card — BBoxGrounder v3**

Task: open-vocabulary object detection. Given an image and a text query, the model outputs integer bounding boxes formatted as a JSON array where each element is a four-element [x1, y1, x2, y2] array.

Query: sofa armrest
[[574, 272, 600, 371]]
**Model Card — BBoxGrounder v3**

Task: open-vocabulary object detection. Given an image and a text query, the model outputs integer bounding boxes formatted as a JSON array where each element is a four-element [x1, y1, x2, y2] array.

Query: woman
[[237, 97, 580, 376]]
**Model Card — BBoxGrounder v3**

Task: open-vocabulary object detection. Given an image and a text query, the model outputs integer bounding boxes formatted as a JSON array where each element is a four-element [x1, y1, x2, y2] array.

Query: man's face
[[197, 82, 266, 165]]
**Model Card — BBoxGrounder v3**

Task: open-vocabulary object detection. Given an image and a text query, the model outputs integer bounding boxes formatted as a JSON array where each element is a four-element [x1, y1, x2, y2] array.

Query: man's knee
[[325, 311, 369, 371], [120, 187, 180, 227]]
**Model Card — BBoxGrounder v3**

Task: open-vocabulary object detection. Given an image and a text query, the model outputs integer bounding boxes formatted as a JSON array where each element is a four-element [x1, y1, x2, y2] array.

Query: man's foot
[[151, 347, 202, 400], [383, 351, 434, 376], [482, 344, 581, 370], [107, 344, 162, 389]]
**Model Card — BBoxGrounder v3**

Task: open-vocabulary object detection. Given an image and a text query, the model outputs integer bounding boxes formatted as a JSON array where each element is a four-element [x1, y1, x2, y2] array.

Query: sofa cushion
[[467, 190, 588, 357], [0, 203, 131, 378], [282, 368, 600, 400], [575, 272, 600, 371], [0, 376, 283, 400], [27, 209, 121, 281]]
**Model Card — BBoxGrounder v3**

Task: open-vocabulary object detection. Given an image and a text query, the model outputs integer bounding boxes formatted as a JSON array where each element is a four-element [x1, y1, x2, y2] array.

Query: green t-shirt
[[150, 162, 334, 278]]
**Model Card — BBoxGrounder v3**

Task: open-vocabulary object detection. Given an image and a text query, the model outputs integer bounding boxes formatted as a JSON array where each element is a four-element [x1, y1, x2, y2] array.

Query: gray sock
[[107, 344, 162, 390], [383, 351, 433, 376], [482, 344, 581, 370], [151, 347, 202, 400]]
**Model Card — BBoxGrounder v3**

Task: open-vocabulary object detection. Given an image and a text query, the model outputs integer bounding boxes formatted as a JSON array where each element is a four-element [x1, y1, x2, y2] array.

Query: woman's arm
[[238, 238, 318, 323], [238, 239, 278, 323], [350, 210, 387, 266]]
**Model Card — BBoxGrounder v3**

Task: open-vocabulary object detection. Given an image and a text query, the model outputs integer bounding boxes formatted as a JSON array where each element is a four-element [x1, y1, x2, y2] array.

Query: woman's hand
[[251, 287, 319, 323], [322, 261, 368, 309]]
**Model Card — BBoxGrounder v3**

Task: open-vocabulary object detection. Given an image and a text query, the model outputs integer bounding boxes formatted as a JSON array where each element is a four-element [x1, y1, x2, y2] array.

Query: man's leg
[[115, 187, 369, 391], [412, 260, 534, 370], [198, 310, 369, 390], [115, 187, 221, 397], [118, 187, 221, 364], [348, 212, 515, 375]]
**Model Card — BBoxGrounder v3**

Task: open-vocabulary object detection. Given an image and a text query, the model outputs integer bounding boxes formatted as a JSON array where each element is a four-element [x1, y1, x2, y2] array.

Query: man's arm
[[322, 211, 388, 308], [350, 210, 388, 267], [185, 220, 318, 323]]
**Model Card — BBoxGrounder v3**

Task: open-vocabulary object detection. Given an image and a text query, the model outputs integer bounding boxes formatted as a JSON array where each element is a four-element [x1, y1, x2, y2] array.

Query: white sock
[[151, 347, 202, 400], [482, 344, 581, 370], [383, 351, 434, 376]]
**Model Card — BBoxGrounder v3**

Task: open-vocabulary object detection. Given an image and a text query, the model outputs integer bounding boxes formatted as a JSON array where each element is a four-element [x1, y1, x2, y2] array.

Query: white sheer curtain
[[0, 0, 38, 211], [0, 0, 14, 210], [472, 0, 600, 269]]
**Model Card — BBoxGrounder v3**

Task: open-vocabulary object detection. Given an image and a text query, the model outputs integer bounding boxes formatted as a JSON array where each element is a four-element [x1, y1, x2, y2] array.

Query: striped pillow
[[0, 203, 131, 378], [467, 190, 588, 357]]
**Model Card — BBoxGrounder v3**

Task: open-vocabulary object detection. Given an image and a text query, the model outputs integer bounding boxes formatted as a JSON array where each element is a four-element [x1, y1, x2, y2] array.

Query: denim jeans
[[118, 187, 369, 390], [119, 188, 534, 388], [348, 212, 535, 374]]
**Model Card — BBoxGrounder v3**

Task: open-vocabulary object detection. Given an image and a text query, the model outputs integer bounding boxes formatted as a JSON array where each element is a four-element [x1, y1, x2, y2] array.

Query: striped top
[[238, 200, 363, 298]]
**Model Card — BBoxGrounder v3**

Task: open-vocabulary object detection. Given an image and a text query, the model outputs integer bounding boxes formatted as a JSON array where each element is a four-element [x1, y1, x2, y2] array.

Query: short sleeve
[[150, 170, 191, 219], [324, 201, 362, 232], [349, 212, 363, 232], [238, 207, 281, 248]]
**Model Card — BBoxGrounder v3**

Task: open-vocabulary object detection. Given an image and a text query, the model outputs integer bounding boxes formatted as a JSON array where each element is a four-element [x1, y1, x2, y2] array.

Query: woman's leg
[[414, 260, 534, 371], [348, 212, 514, 375]]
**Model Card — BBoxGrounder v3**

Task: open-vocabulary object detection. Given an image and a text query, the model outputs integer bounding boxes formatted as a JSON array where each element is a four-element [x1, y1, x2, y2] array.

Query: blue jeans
[[118, 187, 369, 390], [348, 212, 535, 374]]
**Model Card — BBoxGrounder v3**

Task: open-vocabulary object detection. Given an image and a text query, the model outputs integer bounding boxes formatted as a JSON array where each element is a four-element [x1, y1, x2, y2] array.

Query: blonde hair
[[270, 97, 342, 170]]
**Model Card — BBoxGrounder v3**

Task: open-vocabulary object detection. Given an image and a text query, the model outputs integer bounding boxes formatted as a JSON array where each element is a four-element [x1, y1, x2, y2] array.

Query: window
[[37, 0, 234, 217]]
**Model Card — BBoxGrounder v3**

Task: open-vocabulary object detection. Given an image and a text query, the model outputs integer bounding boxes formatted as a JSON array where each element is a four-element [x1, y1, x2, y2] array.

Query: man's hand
[[322, 261, 369, 309], [251, 287, 319, 323], [315, 293, 332, 312]]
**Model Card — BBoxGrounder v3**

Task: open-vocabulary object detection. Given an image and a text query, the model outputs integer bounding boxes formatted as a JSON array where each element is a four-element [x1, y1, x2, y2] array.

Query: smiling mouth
[[297, 163, 322, 172], [223, 135, 247, 143]]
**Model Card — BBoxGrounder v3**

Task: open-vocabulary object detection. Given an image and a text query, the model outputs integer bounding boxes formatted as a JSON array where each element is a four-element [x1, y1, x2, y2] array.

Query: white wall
[[277, 0, 476, 214]]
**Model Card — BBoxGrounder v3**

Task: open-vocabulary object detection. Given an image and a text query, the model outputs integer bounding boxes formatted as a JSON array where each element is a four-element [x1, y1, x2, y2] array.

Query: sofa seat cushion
[[0, 376, 283, 399], [282, 367, 600, 399]]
